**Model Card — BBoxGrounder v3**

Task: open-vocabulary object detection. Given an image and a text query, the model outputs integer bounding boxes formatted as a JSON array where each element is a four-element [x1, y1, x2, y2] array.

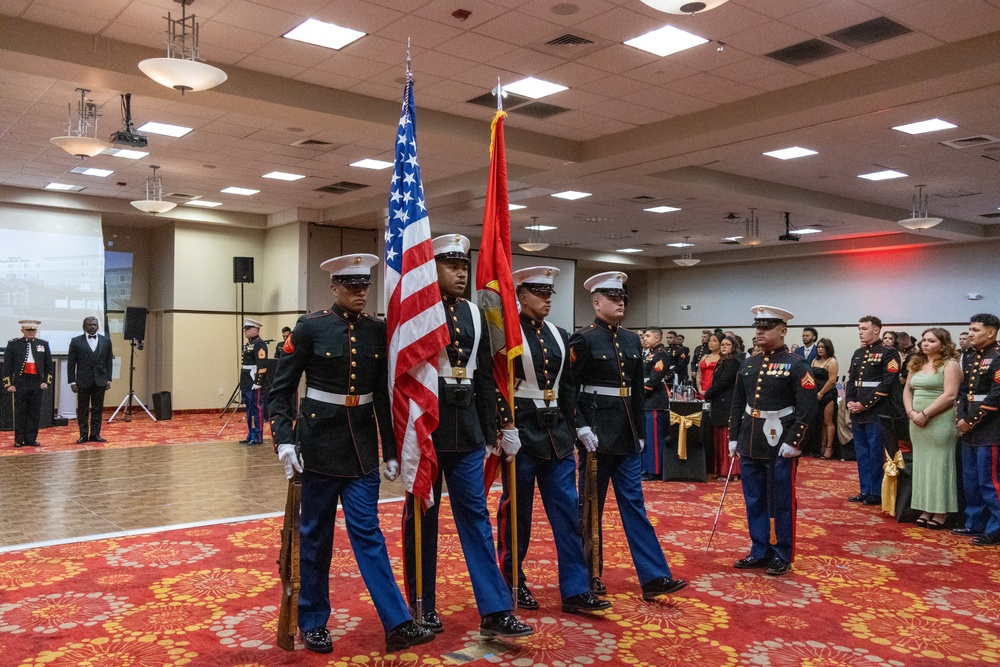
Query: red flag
[[476, 110, 522, 491]]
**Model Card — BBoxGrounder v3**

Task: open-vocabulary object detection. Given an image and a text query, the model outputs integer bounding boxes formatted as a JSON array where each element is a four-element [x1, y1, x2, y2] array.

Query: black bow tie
[[88, 335, 97, 339]]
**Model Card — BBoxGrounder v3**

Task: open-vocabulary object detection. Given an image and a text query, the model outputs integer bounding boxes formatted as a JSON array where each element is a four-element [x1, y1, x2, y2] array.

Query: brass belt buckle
[[619, 387, 629, 397], [542, 389, 556, 401], [969, 393, 975, 402], [452, 367, 467, 379], [344, 395, 359, 407], [751, 408, 762, 418]]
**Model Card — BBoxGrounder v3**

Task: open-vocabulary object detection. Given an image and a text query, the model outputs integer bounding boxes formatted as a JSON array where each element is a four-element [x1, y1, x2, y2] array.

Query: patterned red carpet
[[0, 411, 245, 456], [2, 459, 1000, 666]]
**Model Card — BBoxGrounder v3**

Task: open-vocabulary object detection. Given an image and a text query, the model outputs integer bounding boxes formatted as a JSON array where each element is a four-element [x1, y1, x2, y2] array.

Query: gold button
[[602, 355, 607, 359], [350, 386, 355, 392], [375, 353, 379, 358], [455, 327, 461, 333], [325, 352, 331, 357], [351, 337, 356, 342], [543, 348, 548, 353], [351, 374, 356, 379], [351, 361, 356, 367], [453, 316, 458, 322], [310, 413, 316, 418], [351, 348, 357, 354], [755, 394, 760, 398], [450, 306, 455, 312]]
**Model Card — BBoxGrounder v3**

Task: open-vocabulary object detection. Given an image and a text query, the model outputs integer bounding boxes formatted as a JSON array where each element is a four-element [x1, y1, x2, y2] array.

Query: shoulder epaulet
[[7, 338, 17, 343], [306, 309, 333, 319], [365, 313, 385, 323]]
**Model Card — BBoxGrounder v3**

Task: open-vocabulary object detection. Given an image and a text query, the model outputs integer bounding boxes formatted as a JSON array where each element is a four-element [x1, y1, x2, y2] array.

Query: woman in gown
[[902, 328, 961, 529], [696, 332, 721, 398], [811, 338, 840, 459], [704, 335, 741, 479]]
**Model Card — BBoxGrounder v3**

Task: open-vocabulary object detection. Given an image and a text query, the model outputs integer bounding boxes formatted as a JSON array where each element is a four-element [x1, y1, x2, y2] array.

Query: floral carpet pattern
[[2, 459, 1000, 666]]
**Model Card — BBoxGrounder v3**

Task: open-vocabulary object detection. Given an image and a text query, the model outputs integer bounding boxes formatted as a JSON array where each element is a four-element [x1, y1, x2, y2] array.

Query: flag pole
[[414, 494, 423, 622], [507, 356, 518, 604]]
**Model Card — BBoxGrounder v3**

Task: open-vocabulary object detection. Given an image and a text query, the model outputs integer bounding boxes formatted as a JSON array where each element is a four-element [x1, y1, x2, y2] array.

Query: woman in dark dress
[[811, 338, 840, 459], [704, 335, 741, 479]]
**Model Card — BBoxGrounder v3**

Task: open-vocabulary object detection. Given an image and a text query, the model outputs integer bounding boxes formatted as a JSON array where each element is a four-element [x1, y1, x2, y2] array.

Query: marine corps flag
[[477, 109, 522, 490]]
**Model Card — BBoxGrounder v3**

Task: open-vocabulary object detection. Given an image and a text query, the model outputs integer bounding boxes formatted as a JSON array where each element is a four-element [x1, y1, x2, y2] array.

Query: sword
[[705, 454, 737, 553]]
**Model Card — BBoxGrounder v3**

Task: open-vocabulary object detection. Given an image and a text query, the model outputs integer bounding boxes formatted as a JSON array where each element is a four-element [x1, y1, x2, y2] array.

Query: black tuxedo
[[67, 333, 114, 439]]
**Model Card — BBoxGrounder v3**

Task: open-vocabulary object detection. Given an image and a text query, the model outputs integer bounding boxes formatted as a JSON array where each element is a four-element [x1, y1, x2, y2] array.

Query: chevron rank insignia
[[654, 360, 664, 372], [887, 358, 899, 373], [801, 372, 816, 389]]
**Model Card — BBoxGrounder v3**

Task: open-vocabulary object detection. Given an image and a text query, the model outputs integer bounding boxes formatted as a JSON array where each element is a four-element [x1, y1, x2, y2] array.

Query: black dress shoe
[[641, 577, 688, 600], [515, 585, 539, 610], [952, 527, 983, 536], [589, 576, 607, 595], [90, 436, 107, 443], [385, 620, 434, 652], [77, 436, 89, 444], [479, 612, 533, 638], [13, 442, 24, 448], [733, 555, 771, 570], [847, 493, 867, 502], [416, 609, 443, 633], [562, 591, 612, 613], [863, 495, 882, 506], [26, 441, 39, 447], [972, 532, 1000, 546], [301, 627, 333, 653], [239, 439, 251, 444], [766, 558, 791, 576]]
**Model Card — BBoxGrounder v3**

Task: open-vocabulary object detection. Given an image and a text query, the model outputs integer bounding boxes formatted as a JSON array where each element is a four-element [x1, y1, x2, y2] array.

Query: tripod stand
[[109, 339, 156, 423], [218, 381, 244, 435]]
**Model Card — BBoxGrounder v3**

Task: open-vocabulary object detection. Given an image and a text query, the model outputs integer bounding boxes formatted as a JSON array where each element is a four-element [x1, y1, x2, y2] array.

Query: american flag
[[385, 73, 449, 508]]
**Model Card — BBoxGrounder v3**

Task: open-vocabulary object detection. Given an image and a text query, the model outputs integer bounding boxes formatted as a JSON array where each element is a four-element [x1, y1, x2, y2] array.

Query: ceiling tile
[[722, 21, 816, 56], [419, 79, 485, 103], [677, 3, 772, 40], [451, 63, 520, 89], [492, 47, 568, 77], [346, 79, 404, 103], [436, 31, 519, 63], [750, 68, 816, 92], [210, 0, 303, 37], [252, 39, 337, 68], [572, 6, 660, 43], [576, 45, 657, 74], [338, 34, 411, 65], [313, 53, 393, 80], [313, 1, 404, 33], [518, 0, 617, 26], [473, 9, 566, 44], [710, 56, 789, 84], [783, 0, 881, 34], [22, 4, 109, 33], [536, 61, 607, 88], [857, 31, 944, 61], [411, 0, 508, 30], [621, 59, 702, 85], [577, 73, 648, 98], [408, 50, 475, 80], [236, 55, 306, 79], [100, 22, 173, 51], [198, 21, 274, 55], [378, 14, 465, 48], [740, 0, 828, 20], [292, 68, 362, 91], [797, 51, 878, 77], [621, 87, 714, 117]]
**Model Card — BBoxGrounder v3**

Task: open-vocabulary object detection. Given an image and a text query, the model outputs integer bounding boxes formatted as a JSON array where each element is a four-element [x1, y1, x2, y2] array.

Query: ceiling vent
[[546, 34, 595, 47], [933, 189, 982, 199], [656, 228, 689, 234], [766, 39, 845, 67], [315, 181, 368, 194], [550, 240, 580, 246], [292, 138, 334, 148], [629, 195, 659, 202], [601, 233, 633, 240], [825, 17, 912, 49], [510, 102, 569, 119], [165, 192, 200, 200], [940, 135, 1000, 149], [535, 30, 605, 59]]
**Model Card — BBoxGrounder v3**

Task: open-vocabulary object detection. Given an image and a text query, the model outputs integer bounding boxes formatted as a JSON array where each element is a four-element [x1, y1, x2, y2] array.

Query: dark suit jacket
[[67, 334, 114, 388], [704, 356, 740, 426]]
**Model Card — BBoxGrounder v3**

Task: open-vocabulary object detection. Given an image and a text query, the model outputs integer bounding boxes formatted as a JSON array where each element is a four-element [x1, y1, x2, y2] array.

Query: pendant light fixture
[[672, 236, 700, 266], [138, 0, 228, 94], [131, 165, 177, 214], [738, 208, 762, 246], [50, 88, 111, 159], [519, 216, 550, 252], [640, 0, 731, 15], [897, 184, 943, 230]]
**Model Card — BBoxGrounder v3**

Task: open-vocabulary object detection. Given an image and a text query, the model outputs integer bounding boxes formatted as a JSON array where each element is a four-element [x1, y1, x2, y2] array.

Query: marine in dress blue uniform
[[401, 234, 532, 638], [729, 306, 818, 576], [240, 318, 268, 445], [269, 254, 432, 654], [955, 313, 1000, 546], [641, 328, 672, 478], [845, 316, 902, 504], [3, 320, 54, 448], [495, 266, 611, 614], [570, 271, 686, 600]]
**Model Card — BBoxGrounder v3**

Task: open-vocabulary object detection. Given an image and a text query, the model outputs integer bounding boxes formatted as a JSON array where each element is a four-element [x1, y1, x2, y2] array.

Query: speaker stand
[[109, 339, 157, 423]]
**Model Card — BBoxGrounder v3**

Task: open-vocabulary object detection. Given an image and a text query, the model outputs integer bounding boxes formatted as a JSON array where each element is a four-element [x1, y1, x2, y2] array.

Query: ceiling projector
[[640, 0, 730, 14]]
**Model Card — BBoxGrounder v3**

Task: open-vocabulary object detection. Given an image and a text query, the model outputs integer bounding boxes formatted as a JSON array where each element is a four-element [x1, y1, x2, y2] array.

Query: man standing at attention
[[641, 327, 671, 480], [3, 320, 54, 448], [67, 316, 114, 443], [269, 253, 433, 654], [845, 315, 902, 506], [729, 306, 818, 576], [240, 318, 268, 445], [570, 271, 686, 600]]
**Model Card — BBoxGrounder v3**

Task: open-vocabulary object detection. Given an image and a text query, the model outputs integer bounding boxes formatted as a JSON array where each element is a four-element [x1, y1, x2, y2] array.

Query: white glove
[[728, 441, 738, 456], [577, 426, 599, 452], [778, 443, 801, 458], [277, 444, 303, 480], [383, 459, 400, 481], [251, 383, 262, 391], [499, 429, 521, 458], [638, 438, 645, 452]]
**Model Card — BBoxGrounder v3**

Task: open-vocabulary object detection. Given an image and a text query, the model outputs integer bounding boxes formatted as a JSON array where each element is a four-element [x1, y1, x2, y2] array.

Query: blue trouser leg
[[242, 388, 262, 441], [298, 471, 341, 631], [402, 470, 443, 611], [608, 452, 672, 585], [852, 421, 883, 496], [443, 448, 512, 616], [976, 445, 1000, 536], [740, 457, 775, 561], [339, 470, 410, 633], [537, 454, 590, 599], [497, 453, 537, 588], [961, 440, 988, 532]]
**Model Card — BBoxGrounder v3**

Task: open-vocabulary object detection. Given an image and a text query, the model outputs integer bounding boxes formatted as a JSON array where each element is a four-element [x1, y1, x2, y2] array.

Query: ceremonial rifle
[[581, 392, 600, 580], [276, 471, 301, 650]]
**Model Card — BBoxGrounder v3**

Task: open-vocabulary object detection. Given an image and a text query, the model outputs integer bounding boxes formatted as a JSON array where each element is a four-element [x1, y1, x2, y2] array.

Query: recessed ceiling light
[[70, 167, 114, 177], [105, 148, 149, 159], [858, 169, 907, 181], [763, 146, 818, 160], [44, 182, 84, 191], [551, 190, 591, 200], [508, 204, 527, 210], [892, 118, 957, 135], [262, 171, 305, 181], [350, 159, 394, 170], [624, 25, 709, 58], [283, 18, 365, 50], [503, 77, 568, 99], [723, 236, 742, 241], [666, 242, 694, 248], [795, 228, 822, 234], [221, 187, 260, 196], [137, 121, 193, 137], [644, 205, 682, 213], [616, 248, 643, 253], [184, 200, 223, 208], [526, 224, 557, 231]]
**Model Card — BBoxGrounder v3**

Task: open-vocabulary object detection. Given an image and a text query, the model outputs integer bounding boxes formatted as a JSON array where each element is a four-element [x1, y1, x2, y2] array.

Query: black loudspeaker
[[153, 391, 172, 420], [123, 306, 148, 341], [233, 257, 254, 284]]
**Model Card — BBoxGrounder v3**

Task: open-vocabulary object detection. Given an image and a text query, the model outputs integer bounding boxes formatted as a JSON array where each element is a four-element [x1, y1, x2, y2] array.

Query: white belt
[[857, 381, 880, 388], [581, 384, 630, 398], [745, 405, 794, 419], [438, 367, 470, 381], [242, 364, 256, 371], [969, 394, 987, 402], [305, 387, 373, 407], [515, 386, 557, 401]]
